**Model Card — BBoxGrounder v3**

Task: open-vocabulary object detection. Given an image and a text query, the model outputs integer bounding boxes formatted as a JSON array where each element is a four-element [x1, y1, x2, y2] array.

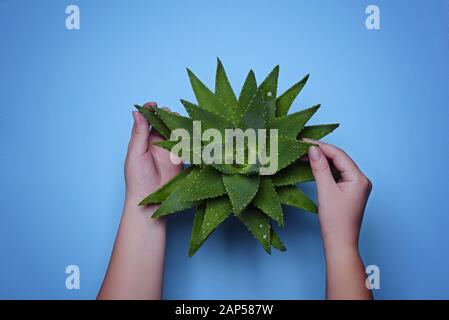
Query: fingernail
[[132, 111, 138, 122], [145, 102, 157, 108], [309, 146, 321, 161]]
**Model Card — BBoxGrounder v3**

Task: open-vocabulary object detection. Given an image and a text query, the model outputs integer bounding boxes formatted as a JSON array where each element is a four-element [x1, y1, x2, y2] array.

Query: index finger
[[303, 139, 363, 182]]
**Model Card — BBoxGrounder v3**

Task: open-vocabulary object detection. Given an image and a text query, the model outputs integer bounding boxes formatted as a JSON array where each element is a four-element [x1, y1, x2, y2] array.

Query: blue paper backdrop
[[1, 0, 448, 299]]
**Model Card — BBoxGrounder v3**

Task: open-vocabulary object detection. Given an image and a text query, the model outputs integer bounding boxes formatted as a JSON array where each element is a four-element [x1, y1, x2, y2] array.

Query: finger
[[304, 139, 362, 182], [308, 146, 336, 193], [143, 101, 158, 110], [129, 111, 150, 156], [299, 154, 342, 181], [149, 129, 165, 144]]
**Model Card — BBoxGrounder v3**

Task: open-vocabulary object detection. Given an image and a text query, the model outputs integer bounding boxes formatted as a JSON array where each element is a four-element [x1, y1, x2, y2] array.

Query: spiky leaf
[[135, 105, 170, 139], [258, 65, 279, 120], [181, 99, 233, 134], [238, 87, 267, 130], [139, 166, 194, 205], [271, 227, 287, 252], [215, 58, 238, 108], [178, 167, 226, 201], [152, 168, 203, 217], [187, 68, 228, 119], [253, 177, 283, 226], [201, 196, 233, 242], [271, 161, 314, 187], [222, 174, 260, 214], [155, 107, 193, 134], [154, 139, 201, 164], [268, 104, 320, 139], [189, 205, 206, 257], [238, 208, 271, 254], [276, 74, 309, 117], [238, 70, 257, 112], [152, 191, 199, 218], [276, 138, 313, 172], [277, 185, 317, 213], [298, 124, 340, 140], [237, 65, 279, 129]]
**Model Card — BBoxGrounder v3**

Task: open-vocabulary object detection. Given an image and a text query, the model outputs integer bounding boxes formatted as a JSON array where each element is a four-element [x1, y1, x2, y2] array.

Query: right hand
[[304, 139, 372, 250]]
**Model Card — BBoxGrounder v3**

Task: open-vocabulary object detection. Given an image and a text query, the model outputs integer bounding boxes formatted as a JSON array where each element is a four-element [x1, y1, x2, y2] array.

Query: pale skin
[[98, 102, 373, 300]]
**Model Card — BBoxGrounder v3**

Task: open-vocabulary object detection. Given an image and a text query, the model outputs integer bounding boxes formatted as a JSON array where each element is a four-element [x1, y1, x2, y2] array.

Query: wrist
[[123, 193, 163, 221], [322, 233, 359, 256], [124, 182, 163, 202]]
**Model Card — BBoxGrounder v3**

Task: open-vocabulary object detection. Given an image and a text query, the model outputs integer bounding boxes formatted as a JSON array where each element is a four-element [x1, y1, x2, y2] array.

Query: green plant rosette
[[135, 59, 338, 256]]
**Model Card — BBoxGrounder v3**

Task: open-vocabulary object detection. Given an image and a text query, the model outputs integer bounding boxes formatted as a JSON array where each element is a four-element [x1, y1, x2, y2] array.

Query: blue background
[[1, 0, 448, 299]]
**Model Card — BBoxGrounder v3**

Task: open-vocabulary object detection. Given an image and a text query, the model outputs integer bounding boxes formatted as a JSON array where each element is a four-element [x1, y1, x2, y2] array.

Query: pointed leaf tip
[[298, 123, 340, 140], [276, 73, 310, 117], [187, 67, 228, 117], [215, 57, 238, 109]]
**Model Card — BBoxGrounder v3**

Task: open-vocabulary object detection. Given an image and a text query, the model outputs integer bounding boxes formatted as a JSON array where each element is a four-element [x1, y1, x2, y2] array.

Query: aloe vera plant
[[135, 59, 338, 256]]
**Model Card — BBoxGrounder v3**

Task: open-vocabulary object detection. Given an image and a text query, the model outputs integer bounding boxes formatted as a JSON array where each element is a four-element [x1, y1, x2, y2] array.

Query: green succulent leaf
[[200, 196, 233, 241], [189, 197, 235, 257], [238, 66, 279, 129], [181, 99, 233, 135], [271, 161, 314, 187], [153, 139, 202, 164], [187, 68, 228, 119], [152, 167, 203, 218], [298, 124, 340, 140], [178, 167, 226, 202], [268, 104, 320, 139], [215, 58, 238, 108], [238, 208, 271, 254], [155, 107, 193, 134], [189, 205, 206, 257], [238, 70, 257, 113], [152, 188, 200, 218], [253, 177, 284, 226], [258, 65, 279, 120], [238, 87, 267, 130], [134, 105, 171, 139], [276, 138, 313, 172], [212, 163, 241, 175], [277, 185, 317, 213], [271, 227, 287, 252], [276, 74, 309, 117], [222, 174, 260, 214], [139, 166, 194, 205]]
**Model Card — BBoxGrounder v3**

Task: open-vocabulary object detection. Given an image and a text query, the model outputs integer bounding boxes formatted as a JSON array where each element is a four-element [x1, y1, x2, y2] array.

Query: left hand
[[125, 102, 182, 200]]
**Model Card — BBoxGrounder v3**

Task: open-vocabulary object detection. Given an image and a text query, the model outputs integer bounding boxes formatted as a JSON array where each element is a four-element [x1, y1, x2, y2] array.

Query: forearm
[[97, 195, 166, 300], [323, 242, 372, 300]]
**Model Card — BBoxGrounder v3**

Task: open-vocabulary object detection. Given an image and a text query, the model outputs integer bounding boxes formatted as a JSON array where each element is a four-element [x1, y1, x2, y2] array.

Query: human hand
[[304, 139, 372, 251], [98, 102, 179, 300], [125, 102, 182, 201]]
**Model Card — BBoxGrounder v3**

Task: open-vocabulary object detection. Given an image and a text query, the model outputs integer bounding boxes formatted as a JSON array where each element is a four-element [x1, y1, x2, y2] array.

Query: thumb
[[308, 146, 336, 194], [128, 111, 149, 157]]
